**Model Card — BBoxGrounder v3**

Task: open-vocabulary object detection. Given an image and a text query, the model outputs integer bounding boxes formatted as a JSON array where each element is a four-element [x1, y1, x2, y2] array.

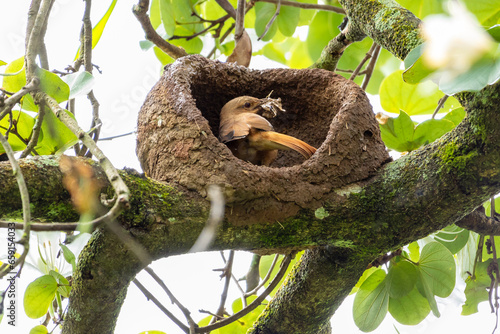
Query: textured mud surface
[[137, 55, 390, 224]]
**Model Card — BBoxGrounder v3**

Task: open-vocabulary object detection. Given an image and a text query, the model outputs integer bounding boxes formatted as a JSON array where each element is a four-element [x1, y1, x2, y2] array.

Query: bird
[[219, 96, 316, 166]]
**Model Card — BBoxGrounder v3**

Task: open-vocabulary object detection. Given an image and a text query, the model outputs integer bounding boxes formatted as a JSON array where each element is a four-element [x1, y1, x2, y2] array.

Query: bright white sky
[[0, 1, 497, 333]]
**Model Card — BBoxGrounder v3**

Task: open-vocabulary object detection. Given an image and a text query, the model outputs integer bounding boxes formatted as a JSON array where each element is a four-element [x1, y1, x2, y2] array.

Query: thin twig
[[432, 95, 449, 119], [133, 278, 190, 334], [99, 131, 136, 141], [361, 44, 381, 90], [144, 267, 196, 329], [258, 0, 281, 41], [207, 23, 235, 59], [0, 132, 31, 279], [196, 254, 293, 333], [25, 0, 53, 80], [210, 250, 235, 324], [133, 0, 187, 59], [257, 0, 345, 14], [244, 254, 280, 297], [0, 78, 40, 121], [350, 42, 377, 80], [20, 101, 46, 158], [169, 14, 230, 41]]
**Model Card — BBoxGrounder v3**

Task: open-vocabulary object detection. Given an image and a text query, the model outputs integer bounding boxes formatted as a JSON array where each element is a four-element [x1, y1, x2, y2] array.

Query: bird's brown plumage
[[219, 96, 316, 166]]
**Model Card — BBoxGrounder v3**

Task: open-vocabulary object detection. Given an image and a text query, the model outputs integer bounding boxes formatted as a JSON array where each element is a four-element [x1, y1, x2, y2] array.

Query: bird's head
[[220, 96, 266, 116], [220, 96, 285, 119]]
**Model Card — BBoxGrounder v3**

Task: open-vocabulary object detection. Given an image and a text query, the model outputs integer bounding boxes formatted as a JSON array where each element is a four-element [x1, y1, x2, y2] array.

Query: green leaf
[[0, 110, 36, 153], [287, 38, 313, 69], [438, 56, 500, 96], [200, 296, 264, 334], [380, 70, 460, 115], [36, 109, 78, 155], [307, 11, 340, 60], [254, 37, 297, 65], [153, 46, 175, 66], [395, 0, 447, 19], [170, 26, 204, 54], [198, 316, 221, 333], [75, 0, 118, 59], [258, 254, 275, 280], [378, 110, 418, 152], [386, 260, 418, 299], [159, 0, 176, 38], [351, 266, 379, 295], [49, 270, 71, 298], [462, 274, 490, 315], [36, 68, 70, 103], [403, 44, 436, 84], [487, 24, 500, 43], [297, 0, 318, 26], [463, 0, 500, 26], [150, 0, 162, 30], [388, 287, 431, 325], [416, 271, 440, 317], [23, 275, 58, 319], [484, 197, 500, 216], [412, 118, 455, 146], [63, 71, 95, 99], [139, 40, 154, 51], [277, 5, 300, 37], [353, 269, 389, 332], [1, 57, 37, 112], [434, 224, 470, 254], [408, 241, 420, 263], [442, 107, 466, 126], [255, 2, 279, 41], [59, 243, 77, 272], [29, 325, 49, 334], [220, 40, 235, 57], [418, 241, 456, 298]]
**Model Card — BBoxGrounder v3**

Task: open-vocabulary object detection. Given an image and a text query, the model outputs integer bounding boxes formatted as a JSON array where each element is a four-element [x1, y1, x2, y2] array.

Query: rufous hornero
[[219, 96, 316, 166]]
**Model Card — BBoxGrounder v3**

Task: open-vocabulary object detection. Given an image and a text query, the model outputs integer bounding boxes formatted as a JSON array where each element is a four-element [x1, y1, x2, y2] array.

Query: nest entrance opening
[[190, 72, 338, 168]]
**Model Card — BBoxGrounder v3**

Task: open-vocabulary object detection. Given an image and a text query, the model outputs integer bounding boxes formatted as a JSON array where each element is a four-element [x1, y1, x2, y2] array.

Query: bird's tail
[[258, 131, 317, 159]]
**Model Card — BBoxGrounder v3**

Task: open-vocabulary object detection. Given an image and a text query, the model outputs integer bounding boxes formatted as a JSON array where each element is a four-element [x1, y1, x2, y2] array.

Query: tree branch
[[132, 0, 188, 59], [0, 132, 31, 279]]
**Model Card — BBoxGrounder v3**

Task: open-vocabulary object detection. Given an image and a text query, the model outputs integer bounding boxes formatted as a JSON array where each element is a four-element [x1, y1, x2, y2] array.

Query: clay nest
[[136, 55, 390, 225]]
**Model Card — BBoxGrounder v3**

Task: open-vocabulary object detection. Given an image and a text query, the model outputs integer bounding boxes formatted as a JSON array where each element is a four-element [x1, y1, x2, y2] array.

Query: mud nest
[[136, 55, 389, 224]]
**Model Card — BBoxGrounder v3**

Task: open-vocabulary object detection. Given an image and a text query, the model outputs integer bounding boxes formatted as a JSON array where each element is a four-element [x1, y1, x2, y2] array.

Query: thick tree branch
[[338, 0, 422, 60]]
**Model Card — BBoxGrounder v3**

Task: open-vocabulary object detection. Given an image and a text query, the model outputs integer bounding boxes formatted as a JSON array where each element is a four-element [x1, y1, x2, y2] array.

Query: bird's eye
[[244, 102, 251, 108]]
